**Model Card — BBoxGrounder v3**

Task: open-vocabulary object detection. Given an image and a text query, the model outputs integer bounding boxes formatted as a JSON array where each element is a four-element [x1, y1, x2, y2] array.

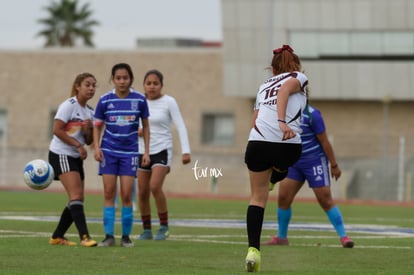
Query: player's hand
[[331, 166, 341, 180], [141, 153, 150, 167], [94, 148, 103, 162], [77, 145, 87, 160], [279, 122, 296, 140], [182, 153, 191, 165]]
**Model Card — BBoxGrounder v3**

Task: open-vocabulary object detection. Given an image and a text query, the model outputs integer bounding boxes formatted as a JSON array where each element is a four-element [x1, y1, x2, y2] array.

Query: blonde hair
[[70, 72, 96, 97]]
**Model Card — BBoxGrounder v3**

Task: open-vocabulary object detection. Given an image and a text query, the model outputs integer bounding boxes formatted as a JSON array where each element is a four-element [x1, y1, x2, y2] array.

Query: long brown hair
[[70, 72, 96, 97], [271, 45, 302, 75]]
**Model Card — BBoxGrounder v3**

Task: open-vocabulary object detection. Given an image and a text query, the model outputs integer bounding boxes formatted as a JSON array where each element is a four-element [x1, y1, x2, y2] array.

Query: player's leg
[[61, 168, 96, 247], [97, 173, 117, 246], [137, 166, 153, 240], [263, 176, 303, 245], [150, 166, 169, 240], [48, 152, 75, 245], [116, 155, 140, 247], [245, 168, 270, 272], [313, 186, 354, 248], [150, 149, 170, 240], [308, 156, 354, 248], [119, 174, 135, 247]]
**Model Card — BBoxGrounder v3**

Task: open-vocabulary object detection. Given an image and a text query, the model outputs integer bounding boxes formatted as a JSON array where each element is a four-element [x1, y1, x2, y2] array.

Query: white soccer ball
[[23, 159, 55, 190]]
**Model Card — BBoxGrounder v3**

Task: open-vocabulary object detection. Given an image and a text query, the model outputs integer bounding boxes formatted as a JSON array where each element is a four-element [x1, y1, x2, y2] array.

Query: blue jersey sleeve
[[310, 109, 326, 135], [140, 97, 150, 119], [94, 95, 107, 121]]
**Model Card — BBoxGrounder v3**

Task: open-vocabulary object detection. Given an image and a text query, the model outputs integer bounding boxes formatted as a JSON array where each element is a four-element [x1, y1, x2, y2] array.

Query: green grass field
[[0, 190, 413, 274]]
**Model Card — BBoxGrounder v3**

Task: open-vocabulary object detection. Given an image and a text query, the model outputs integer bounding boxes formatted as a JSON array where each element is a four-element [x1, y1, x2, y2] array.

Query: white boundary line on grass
[[0, 215, 413, 249]]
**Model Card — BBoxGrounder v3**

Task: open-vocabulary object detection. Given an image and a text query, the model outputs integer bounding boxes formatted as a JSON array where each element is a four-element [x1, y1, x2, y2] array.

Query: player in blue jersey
[[263, 103, 354, 248], [244, 45, 308, 272], [93, 63, 150, 247], [48, 72, 97, 247]]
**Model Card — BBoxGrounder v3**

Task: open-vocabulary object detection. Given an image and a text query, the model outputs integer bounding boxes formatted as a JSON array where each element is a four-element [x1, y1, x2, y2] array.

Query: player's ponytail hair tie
[[273, 44, 294, 55]]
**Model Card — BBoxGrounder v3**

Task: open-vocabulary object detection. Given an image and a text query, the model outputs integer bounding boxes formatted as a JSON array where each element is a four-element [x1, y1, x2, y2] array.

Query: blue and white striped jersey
[[94, 88, 149, 157]]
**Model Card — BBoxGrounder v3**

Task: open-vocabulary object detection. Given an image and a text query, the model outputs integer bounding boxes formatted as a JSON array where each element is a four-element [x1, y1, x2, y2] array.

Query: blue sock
[[121, 206, 133, 237], [326, 206, 346, 238], [277, 208, 292, 239], [103, 206, 115, 236]]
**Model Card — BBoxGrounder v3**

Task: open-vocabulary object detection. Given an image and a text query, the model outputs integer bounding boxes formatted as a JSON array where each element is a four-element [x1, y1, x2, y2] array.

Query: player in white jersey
[[244, 45, 308, 272], [48, 72, 97, 247], [137, 69, 191, 241]]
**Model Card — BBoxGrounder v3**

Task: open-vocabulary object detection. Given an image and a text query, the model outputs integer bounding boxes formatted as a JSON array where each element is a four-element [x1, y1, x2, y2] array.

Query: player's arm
[[250, 110, 259, 129], [140, 118, 150, 167], [316, 131, 341, 180], [169, 98, 191, 164], [277, 78, 301, 140], [82, 119, 93, 145], [53, 119, 83, 148], [93, 120, 104, 162]]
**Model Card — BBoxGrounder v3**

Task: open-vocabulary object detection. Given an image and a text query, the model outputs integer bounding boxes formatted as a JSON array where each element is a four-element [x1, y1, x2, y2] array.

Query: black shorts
[[138, 149, 169, 171], [48, 151, 85, 180], [244, 141, 302, 172]]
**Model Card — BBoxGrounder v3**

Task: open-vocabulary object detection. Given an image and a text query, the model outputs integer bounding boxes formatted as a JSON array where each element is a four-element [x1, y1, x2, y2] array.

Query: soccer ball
[[23, 159, 55, 190]]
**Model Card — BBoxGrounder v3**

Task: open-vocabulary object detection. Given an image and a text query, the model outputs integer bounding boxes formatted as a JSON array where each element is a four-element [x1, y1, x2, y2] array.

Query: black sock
[[246, 205, 264, 250], [69, 200, 90, 240], [158, 212, 168, 227], [52, 206, 73, 238], [141, 215, 152, 230]]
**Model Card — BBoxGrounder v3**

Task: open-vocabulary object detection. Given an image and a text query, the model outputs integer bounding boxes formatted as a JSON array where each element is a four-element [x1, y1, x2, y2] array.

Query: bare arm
[[140, 118, 150, 167], [276, 78, 301, 140], [250, 110, 259, 129], [82, 119, 93, 145], [93, 122, 104, 162], [316, 131, 341, 180]]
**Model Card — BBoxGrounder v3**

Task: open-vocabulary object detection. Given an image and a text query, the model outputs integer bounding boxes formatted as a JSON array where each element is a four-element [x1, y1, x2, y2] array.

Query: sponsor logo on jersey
[[131, 101, 138, 111]]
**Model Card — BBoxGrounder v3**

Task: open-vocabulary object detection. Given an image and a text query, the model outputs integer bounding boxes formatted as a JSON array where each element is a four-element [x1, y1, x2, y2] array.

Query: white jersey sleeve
[[168, 96, 191, 154]]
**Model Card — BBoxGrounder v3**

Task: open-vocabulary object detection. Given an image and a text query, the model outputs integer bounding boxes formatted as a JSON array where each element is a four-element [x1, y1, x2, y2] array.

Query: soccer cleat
[[81, 235, 97, 247], [262, 236, 289, 246], [245, 247, 261, 272], [137, 229, 153, 240], [97, 235, 116, 247], [340, 236, 354, 248], [120, 236, 135, 247], [154, 226, 169, 241], [49, 237, 77, 246]]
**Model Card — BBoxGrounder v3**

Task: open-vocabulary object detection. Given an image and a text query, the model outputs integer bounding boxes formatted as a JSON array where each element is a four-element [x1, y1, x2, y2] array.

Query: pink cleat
[[340, 236, 354, 248], [262, 236, 289, 246]]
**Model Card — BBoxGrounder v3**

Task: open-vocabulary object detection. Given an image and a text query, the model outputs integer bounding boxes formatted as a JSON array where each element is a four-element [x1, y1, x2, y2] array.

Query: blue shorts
[[287, 155, 330, 188], [98, 151, 139, 176]]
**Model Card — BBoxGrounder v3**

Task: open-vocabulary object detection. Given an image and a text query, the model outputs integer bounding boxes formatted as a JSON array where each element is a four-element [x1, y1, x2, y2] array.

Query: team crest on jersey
[[130, 101, 138, 111]]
